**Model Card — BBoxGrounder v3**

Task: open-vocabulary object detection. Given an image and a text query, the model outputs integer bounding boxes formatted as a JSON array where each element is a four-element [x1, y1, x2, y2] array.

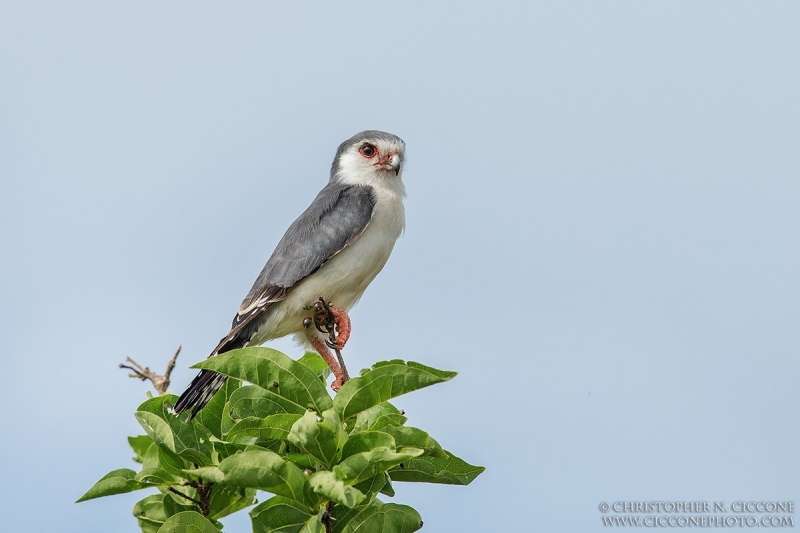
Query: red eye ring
[[359, 144, 377, 158]]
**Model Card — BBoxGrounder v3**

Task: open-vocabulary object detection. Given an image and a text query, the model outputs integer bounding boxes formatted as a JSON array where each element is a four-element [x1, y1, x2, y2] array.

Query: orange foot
[[325, 305, 351, 351]]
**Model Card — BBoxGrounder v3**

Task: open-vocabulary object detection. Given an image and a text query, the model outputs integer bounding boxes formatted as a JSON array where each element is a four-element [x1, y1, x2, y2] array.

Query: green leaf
[[340, 431, 396, 460], [222, 385, 307, 436], [334, 361, 456, 421], [211, 439, 253, 461], [329, 499, 364, 532], [285, 453, 318, 470], [379, 426, 446, 458], [336, 501, 422, 533], [185, 466, 226, 484], [353, 472, 391, 503], [135, 395, 214, 466], [288, 409, 345, 469], [194, 378, 241, 440], [218, 449, 310, 506], [297, 351, 331, 382], [133, 493, 197, 533], [353, 402, 406, 433], [191, 347, 333, 414], [307, 471, 365, 509], [129, 435, 155, 463], [142, 441, 162, 470], [76, 469, 146, 502], [388, 451, 485, 485], [158, 446, 190, 478], [227, 414, 302, 444], [135, 467, 179, 485], [250, 496, 324, 533], [334, 447, 424, 485], [208, 485, 257, 520], [365, 414, 409, 431], [380, 476, 395, 497], [156, 510, 220, 533]]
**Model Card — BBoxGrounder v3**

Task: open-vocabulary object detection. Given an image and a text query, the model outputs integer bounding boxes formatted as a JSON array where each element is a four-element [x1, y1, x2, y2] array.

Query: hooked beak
[[383, 153, 401, 175]]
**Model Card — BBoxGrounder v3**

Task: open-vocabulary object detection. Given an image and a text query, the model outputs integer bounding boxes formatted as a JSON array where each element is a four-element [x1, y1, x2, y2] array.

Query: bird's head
[[330, 130, 406, 192]]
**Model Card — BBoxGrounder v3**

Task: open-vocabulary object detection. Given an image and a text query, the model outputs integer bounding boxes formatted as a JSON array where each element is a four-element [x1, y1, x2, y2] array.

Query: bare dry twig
[[119, 345, 181, 395]]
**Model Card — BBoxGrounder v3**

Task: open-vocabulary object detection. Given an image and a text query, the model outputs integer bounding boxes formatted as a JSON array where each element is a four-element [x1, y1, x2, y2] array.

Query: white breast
[[250, 185, 405, 345]]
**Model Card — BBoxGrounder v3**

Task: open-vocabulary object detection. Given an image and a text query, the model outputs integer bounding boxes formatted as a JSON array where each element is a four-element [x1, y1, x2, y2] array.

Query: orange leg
[[308, 334, 345, 391]]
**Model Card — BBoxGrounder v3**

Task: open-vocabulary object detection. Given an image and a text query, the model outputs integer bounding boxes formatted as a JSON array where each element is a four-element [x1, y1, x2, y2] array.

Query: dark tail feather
[[174, 369, 228, 420], [174, 313, 259, 419]]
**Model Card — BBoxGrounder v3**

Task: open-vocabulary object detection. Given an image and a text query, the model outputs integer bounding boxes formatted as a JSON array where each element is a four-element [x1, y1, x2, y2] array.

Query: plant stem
[[168, 487, 202, 507], [173, 481, 213, 516], [321, 501, 334, 533]]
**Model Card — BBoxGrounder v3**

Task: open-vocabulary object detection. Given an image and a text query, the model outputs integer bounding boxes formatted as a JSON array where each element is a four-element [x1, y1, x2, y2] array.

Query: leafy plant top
[[79, 348, 484, 532]]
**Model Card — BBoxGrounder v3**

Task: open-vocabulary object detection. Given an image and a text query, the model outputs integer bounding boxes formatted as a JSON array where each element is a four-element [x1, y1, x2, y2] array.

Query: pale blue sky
[[1, 2, 799, 532]]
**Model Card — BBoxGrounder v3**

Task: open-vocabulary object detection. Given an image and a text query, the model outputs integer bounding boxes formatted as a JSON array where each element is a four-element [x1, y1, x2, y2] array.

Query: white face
[[352, 138, 405, 175], [334, 136, 406, 191]]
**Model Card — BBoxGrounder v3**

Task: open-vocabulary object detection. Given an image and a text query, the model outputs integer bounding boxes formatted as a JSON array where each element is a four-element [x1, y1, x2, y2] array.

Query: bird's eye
[[359, 144, 376, 158]]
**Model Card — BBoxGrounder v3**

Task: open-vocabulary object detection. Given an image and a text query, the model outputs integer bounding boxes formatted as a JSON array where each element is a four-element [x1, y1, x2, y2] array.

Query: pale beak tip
[[389, 154, 401, 176]]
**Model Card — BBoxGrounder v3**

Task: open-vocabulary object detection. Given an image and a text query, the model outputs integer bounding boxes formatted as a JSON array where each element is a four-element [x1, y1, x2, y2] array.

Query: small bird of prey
[[174, 130, 406, 418]]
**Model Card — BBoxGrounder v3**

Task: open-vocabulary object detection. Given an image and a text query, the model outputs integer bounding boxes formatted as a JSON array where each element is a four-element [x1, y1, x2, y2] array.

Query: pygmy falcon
[[174, 130, 406, 418]]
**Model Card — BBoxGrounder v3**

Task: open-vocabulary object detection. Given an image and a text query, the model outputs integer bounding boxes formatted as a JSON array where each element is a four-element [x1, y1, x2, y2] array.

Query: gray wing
[[213, 182, 377, 353]]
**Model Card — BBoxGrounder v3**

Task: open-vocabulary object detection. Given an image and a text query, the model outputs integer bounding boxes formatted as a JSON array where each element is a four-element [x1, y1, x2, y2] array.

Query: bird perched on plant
[[174, 130, 406, 419]]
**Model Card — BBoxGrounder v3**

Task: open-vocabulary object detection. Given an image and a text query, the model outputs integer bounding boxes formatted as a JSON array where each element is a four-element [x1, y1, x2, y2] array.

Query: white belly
[[249, 191, 405, 346]]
